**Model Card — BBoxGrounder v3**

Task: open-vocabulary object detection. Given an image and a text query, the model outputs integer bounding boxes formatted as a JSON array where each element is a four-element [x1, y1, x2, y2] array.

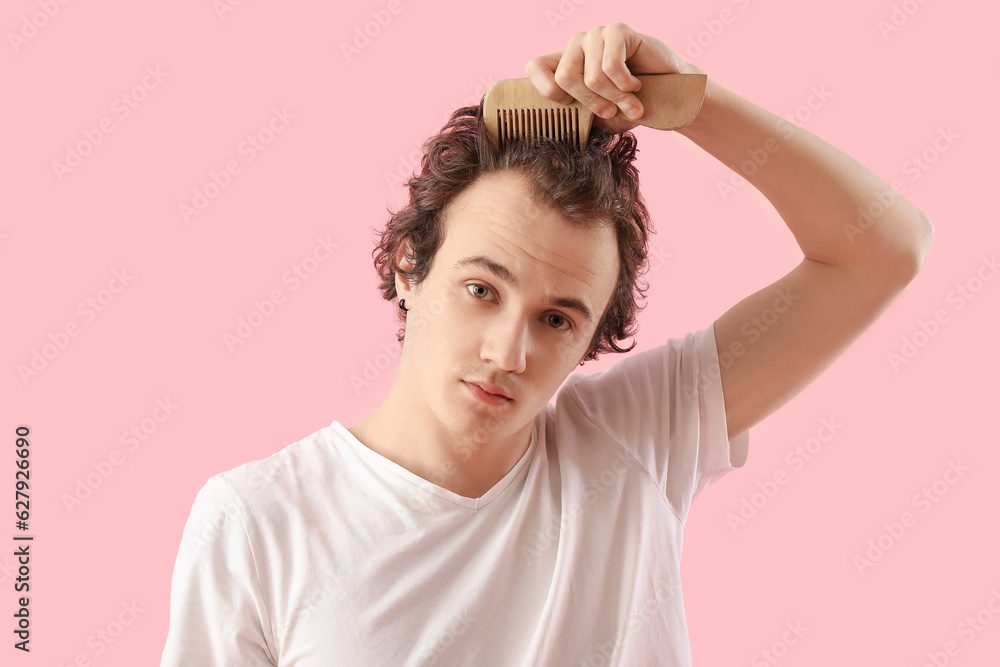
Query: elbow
[[895, 212, 935, 280], [911, 211, 935, 273]]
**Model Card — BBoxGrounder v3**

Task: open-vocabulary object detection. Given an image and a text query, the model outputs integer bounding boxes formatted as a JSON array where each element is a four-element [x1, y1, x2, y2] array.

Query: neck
[[349, 357, 533, 499]]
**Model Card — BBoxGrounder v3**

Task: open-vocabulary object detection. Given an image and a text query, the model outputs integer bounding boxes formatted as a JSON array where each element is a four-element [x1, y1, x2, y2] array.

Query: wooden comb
[[483, 73, 707, 150]]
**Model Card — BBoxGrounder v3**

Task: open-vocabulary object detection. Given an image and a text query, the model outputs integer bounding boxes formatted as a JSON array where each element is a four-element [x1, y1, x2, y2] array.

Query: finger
[[581, 28, 619, 117], [593, 112, 639, 135], [552, 32, 616, 118], [598, 25, 644, 120], [601, 23, 643, 92], [580, 27, 643, 120], [524, 51, 574, 104]]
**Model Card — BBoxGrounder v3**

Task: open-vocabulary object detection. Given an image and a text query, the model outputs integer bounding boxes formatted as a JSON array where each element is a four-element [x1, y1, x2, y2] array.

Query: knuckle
[[539, 80, 563, 99], [553, 68, 573, 88], [583, 71, 604, 88]]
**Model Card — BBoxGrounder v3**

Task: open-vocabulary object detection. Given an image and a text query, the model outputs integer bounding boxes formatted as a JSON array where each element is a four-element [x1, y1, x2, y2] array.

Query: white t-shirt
[[161, 323, 749, 666]]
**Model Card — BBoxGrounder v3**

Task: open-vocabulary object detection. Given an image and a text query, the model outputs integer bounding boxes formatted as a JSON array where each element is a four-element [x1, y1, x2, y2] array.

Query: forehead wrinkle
[[452, 176, 589, 268], [479, 218, 604, 284]]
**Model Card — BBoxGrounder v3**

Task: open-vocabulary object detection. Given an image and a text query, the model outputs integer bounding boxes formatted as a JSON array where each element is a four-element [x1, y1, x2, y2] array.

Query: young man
[[161, 23, 932, 666]]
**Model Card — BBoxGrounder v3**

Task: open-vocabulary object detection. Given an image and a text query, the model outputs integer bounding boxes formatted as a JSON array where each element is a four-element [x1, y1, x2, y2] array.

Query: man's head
[[359, 104, 655, 465], [372, 104, 654, 366]]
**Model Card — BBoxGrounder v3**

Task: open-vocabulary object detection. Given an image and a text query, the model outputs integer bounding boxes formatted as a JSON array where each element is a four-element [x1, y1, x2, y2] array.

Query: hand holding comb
[[483, 73, 707, 150]]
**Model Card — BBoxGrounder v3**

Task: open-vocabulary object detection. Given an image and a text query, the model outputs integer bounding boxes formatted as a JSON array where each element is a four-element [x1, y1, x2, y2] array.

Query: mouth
[[462, 381, 513, 406]]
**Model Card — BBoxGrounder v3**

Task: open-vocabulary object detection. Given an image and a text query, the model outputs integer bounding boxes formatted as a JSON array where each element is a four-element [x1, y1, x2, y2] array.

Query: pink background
[[3, 0, 998, 664]]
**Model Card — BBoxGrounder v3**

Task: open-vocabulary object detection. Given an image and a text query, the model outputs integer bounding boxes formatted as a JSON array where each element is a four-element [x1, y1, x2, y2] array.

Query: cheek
[[409, 285, 460, 335], [426, 301, 478, 357]]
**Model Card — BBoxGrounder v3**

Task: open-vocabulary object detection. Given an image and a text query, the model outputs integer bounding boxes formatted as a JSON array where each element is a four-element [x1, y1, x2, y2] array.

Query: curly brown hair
[[370, 102, 654, 365]]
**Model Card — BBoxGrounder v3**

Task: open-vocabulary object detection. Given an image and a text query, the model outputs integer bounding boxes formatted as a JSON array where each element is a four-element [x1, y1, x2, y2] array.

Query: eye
[[466, 283, 573, 332], [466, 283, 494, 301], [545, 313, 572, 331]]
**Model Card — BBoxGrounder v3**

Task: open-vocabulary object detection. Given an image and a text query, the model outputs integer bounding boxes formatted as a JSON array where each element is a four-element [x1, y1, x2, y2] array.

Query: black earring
[[399, 298, 408, 312]]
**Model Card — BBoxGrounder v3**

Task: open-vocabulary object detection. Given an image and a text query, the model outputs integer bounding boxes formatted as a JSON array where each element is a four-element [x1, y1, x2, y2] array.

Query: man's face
[[395, 169, 620, 451]]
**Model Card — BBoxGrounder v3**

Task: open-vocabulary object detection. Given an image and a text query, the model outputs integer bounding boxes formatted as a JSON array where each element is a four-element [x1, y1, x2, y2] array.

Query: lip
[[469, 380, 512, 399], [463, 381, 513, 406]]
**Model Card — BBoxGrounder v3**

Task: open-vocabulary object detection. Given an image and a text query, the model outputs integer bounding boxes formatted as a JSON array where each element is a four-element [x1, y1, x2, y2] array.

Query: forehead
[[437, 170, 620, 318]]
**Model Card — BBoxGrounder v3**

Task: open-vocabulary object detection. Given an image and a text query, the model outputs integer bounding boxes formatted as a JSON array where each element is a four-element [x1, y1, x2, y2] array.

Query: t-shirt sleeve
[[563, 321, 749, 523], [160, 476, 277, 667]]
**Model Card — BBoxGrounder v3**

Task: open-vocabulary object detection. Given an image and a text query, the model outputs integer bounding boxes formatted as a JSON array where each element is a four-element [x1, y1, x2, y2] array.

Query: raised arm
[[526, 22, 934, 439]]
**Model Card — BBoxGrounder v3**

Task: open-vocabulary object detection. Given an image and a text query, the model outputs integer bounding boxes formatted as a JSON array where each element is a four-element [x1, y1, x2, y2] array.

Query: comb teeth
[[497, 107, 580, 148], [483, 74, 709, 152], [483, 78, 595, 151]]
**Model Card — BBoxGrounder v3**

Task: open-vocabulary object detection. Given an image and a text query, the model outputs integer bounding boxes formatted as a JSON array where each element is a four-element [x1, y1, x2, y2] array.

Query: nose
[[480, 314, 527, 374]]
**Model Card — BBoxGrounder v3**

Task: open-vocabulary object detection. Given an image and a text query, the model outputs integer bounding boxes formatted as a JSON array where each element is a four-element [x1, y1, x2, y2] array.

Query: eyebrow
[[452, 255, 594, 325]]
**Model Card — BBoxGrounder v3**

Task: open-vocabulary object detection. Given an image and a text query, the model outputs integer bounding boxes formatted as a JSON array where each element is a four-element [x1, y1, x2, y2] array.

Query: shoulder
[[210, 423, 342, 513], [557, 327, 709, 413]]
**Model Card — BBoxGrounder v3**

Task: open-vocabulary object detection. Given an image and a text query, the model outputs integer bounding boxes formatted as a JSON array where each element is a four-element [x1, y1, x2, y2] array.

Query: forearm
[[676, 74, 934, 274]]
